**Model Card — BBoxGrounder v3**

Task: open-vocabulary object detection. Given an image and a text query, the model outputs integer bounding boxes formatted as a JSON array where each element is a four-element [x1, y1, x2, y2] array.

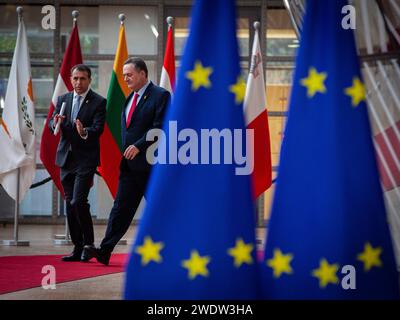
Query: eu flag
[[124, 0, 260, 299], [262, 0, 399, 299]]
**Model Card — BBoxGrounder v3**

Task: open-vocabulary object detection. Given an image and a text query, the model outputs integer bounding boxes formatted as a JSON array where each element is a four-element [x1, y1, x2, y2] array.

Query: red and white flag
[[244, 28, 272, 198], [159, 23, 176, 93], [40, 24, 83, 197]]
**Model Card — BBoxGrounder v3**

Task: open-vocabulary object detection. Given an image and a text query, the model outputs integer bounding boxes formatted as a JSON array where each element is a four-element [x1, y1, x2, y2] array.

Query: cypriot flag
[[0, 13, 36, 202]]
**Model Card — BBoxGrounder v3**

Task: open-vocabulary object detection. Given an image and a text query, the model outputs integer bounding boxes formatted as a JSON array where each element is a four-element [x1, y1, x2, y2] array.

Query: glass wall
[[0, 1, 296, 225], [264, 8, 297, 222]]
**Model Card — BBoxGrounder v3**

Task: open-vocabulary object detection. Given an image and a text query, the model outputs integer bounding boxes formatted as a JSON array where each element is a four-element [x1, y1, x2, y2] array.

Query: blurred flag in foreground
[[124, 0, 259, 299], [262, 0, 399, 299]]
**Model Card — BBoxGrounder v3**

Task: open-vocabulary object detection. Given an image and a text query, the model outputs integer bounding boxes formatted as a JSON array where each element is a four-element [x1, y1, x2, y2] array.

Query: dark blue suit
[[49, 89, 106, 248], [100, 81, 170, 253]]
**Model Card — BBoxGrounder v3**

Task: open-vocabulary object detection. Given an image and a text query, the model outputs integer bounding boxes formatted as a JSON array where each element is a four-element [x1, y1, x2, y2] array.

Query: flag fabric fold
[[0, 15, 36, 202], [159, 23, 176, 93], [98, 23, 129, 198], [261, 0, 399, 299], [244, 27, 272, 198], [124, 0, 259, 299], [40, 24, 83, 197]]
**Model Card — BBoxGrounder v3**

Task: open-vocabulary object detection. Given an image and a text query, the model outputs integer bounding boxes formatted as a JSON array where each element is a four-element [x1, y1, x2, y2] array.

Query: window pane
[[240, 60, 250, 81], [32, 65, 54, 113], [21, 169, 53, 216], [174, 17, 249, 57], [268, 116, 285, 168], [0, 64, 10, 112], [266, 61, 294, 112], [98, 6, 158, 55], [0, 64, 53, 115], [237, 18, 249, 57], [174, 17, 189, 57], [0, 4, 54, 54], [266, 9, 298, 56], [0, 185, 14, 218], [61, 6, 99, 55]]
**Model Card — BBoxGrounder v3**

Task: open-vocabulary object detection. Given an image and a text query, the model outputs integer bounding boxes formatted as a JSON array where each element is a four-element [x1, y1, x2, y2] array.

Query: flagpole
[[250, 21, 265, 250], [14, 168, 29, 245], [14, 168, 20, 242], [111, 12, 128, 246], [113, 12, 129, 246], [2, 168, 30, 246], [53, 10, 79, 247]]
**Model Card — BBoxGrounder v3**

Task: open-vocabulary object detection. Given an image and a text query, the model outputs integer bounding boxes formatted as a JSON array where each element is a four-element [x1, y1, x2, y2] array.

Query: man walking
[[88, 57, 170, 265], [49, 64, 106, 262]]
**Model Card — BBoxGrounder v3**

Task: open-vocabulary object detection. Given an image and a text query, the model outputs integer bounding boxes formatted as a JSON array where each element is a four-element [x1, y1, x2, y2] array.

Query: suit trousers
[[100, 168, 150, 253], [61, 151, 96, 249]]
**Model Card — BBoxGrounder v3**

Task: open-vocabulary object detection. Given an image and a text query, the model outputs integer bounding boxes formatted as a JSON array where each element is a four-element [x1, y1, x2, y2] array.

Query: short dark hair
[[124, 57, 148, 78], [71, 64, 91, 79]]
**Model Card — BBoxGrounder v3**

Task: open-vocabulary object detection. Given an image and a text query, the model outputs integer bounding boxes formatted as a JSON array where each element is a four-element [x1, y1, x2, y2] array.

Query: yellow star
[[357, 242, 382, 272], [229, 77, 246, 105], [185, 60, 213, 91], [311, 258, 339, 288], [344, 77, 366, 107], [266, 248, 293, 278], [135, 236, 164, 266], [300, 67, 327, 98], [182, 250, 211, 280], [227, 238, 254, 268]]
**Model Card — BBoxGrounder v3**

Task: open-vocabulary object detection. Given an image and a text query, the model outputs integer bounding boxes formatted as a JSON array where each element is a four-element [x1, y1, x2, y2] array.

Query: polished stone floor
[[0, 224, 135, 300], [0, 224, 266, 300]]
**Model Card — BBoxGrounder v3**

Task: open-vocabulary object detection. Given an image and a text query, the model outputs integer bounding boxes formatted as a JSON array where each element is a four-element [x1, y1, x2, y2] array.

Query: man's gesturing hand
[[75, 119, 87, 138]]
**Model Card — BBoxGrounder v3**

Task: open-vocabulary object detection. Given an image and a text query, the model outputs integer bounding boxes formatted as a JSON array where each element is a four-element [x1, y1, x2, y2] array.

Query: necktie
[[126, 93, 139, 127], [71, 95, 81, 124]]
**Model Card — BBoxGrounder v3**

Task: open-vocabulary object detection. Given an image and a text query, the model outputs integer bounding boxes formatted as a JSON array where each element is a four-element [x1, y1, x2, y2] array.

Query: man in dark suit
[[49, 64, 106, 262], [87, 57, 170, 265]]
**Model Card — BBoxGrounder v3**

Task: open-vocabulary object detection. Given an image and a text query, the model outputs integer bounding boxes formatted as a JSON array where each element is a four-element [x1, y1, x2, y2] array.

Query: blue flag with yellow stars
[[124, 0, 260, 299], [262, 0, 399, 299]]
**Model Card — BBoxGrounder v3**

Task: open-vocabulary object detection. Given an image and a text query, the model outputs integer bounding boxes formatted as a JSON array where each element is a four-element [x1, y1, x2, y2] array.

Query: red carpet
[[0, 254, 128, 295], [0, 251, 264, 295]]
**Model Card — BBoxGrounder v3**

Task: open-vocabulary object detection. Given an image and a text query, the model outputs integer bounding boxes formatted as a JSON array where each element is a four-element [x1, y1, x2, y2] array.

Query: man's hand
[[75, 119, 87, 138], [53, 114, 65, 128], [124, 145, 140, 160]]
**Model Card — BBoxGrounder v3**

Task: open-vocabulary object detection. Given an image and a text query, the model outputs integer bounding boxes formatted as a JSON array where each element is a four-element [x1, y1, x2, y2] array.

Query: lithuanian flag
[[98, 23, 129, 198]]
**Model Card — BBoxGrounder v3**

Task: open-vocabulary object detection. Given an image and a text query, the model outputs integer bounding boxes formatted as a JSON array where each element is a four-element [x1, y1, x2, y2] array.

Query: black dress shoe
[[61, 249, 82, 262], [81, 245, 96, 262], [96, 249, 111, 266]]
